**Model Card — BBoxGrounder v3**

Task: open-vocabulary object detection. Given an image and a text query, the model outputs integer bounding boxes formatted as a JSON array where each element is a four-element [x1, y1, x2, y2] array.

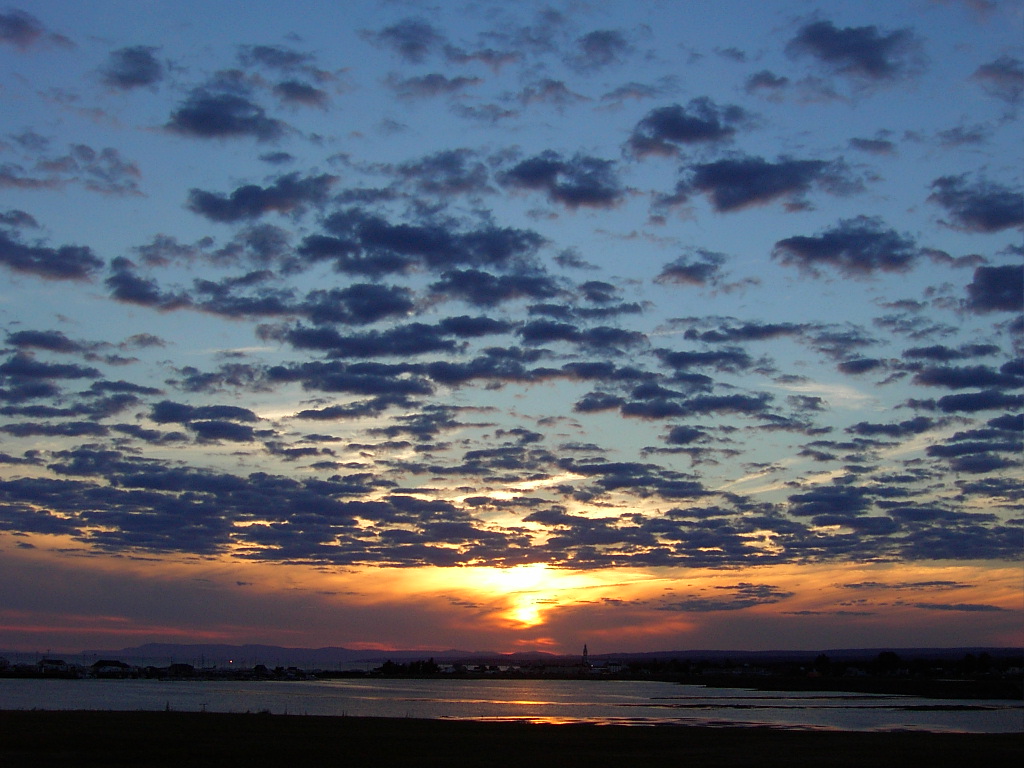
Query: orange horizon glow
[[1, 532, 1021, 654]]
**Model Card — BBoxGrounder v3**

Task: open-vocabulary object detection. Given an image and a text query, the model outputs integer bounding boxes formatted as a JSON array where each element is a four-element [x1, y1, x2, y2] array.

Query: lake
[[0, 677, 1020, 733]]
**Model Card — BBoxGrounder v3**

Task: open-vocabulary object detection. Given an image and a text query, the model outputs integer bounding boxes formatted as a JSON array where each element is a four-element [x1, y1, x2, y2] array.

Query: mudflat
[[1, 710, 1021, 767]]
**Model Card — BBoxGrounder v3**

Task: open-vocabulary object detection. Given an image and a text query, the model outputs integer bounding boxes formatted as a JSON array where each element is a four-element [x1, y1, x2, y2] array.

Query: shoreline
[[5, 668, 1022, 700], [1, 710, 1021, 767]]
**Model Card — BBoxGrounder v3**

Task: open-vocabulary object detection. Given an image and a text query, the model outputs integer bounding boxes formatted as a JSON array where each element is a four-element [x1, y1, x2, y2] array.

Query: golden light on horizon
[[482, 563, 559, 628], [4, 528, 1020, 654], [509, 601, 543, 627]]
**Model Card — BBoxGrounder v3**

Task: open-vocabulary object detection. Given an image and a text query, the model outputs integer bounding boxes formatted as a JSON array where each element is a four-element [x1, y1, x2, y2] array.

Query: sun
[[509, 601, 543, 627], [481, 564, 558, 628], [489, 563, 552, 592]]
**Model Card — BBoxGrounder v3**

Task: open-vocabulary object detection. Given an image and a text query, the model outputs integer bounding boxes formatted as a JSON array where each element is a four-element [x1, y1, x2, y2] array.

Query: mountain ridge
[[62, 642, 1022, 668]]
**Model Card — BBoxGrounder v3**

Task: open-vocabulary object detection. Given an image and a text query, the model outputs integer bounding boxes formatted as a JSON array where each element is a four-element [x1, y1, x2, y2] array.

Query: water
[[0, 677, 1020, 733]]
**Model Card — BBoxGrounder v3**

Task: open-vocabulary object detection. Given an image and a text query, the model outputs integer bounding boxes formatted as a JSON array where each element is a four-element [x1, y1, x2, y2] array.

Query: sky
[[0, 0, 1021, 656]]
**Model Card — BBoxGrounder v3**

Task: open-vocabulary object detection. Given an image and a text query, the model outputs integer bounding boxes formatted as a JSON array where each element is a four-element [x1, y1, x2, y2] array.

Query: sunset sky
[[1, 1, 1021, 656]]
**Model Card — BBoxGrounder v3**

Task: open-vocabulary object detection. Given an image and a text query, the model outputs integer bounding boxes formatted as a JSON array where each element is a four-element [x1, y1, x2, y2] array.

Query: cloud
[[5, 329, 89, 354], [211, 225, 292, 267], [673, 156, 859, 212], [848, 137, 896, 155], [105, 258, 189, 309], [935, 389, 1024, 413], [186, 173, 336, 222], [61, 146, 141, 195], [0, 8, 70, 49], [665, 425, 707, 445], [577, 280, 624, 305], [0, 352, 100, 381], [571, 29, 631, 70], [500, 151, 623, 209], [259, 152, 295, 165], [0, 209, 38, 228], [300, 284, 414, 325], [167, 90, 286, 141], [516, 78, 587, 108], [297, 235, 403, 278], [772, 216, 922, 277], [298, 209, 546, 281], [786, 20, 922, 82], [679, 319, 806, 344], [132, 233, 211, 267], [272, 80, 328, 108], [744, 69, 790, 96], [238, 44, 315, 71], [928, 175, 1024, 233], [443, 45, 520, 70], [393, 149, 491, 197], [926, 430, 1022, 472], [936, 124, 990, 148], [518, 320, 645, 352], [837, 357, 884, 375], [0, 230, 105, 281], [842, 580, 970, 591], [2, 421, 108, 437], [187, 275, 292, 320], [281, 322, 460, 359], [439, 315, 512, 338], [987, 413, 1023, 432], [912, 363, 1021, 390], [102, 46, 163, 89], [187, 420, 258, 442], [151, 400, 259, 425], [627, 98, 749, 157], [929, 0, 999, 16], [621, 392, 771, 421], [847, 416, 937, 438], [361, 18, 445, 63], [0, 165, 58, 191], [1, 143, 142, 196], [659, 583, 794, 612], [146, 401, 262, 443], [600, 80, 672, 105], [0, 9, 42, 48], [964, 264, 1023, 313], [387, 73, 482, 99], [270, 360, 432, 398], [554, 457, 710, 502], [971, 55, 1023, 104], [655, 250, 728, 287], [788, 484, 871, 517], [911, 602, 1009, 612], [657, 345, 758, 374]]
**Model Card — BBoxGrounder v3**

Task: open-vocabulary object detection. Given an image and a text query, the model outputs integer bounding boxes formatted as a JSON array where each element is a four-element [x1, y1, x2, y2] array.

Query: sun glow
[[488, 563, 552, 592], [509, 601, 543, 627], [484, 564, 558, 627]]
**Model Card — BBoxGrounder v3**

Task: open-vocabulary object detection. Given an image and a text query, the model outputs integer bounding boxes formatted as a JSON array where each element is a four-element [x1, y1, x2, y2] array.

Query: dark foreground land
[[0, 710, 1020, 768]]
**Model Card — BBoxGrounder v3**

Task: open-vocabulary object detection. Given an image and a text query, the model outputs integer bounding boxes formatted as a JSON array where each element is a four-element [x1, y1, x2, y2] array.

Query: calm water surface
[[1, 677, 1020, 733]]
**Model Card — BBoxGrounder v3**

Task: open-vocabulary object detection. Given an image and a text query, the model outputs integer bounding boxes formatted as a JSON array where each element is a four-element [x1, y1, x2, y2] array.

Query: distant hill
[[586, 647, 1022, 663], [76, 643, 559, 668], [70, 643, 1022, 670]]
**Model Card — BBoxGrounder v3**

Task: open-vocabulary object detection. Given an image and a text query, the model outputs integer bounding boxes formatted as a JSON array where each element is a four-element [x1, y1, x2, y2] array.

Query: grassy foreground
[[0, 710, 1020, 767]]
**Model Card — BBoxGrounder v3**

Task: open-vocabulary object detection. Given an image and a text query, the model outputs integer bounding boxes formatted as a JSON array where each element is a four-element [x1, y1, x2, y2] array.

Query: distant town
[[2, 646, 1021, 700]]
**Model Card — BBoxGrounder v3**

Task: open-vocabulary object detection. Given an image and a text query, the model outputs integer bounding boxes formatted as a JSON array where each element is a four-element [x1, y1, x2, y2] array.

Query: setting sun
[[509, 601, 543, 627], [489, 563, 553, 593], [477, 564, 560, 627]]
